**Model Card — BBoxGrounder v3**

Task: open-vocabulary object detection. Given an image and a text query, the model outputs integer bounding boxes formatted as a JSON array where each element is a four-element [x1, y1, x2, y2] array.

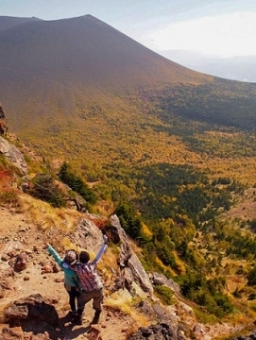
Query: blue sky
[[1, 0, 256, 59]]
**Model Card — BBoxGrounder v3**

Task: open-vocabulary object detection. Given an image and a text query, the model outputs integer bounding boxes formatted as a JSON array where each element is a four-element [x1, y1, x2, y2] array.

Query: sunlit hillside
[[0, 15, 255, 188]]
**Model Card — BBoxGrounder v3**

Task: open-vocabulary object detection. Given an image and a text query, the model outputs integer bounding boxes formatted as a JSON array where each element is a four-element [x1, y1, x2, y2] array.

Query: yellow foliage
[[20, 194, 80, 232], [104, 289, 150, 326], [141, 223, 153, 237], [173, 251, 186, 274], [155, 257, 177, 277]]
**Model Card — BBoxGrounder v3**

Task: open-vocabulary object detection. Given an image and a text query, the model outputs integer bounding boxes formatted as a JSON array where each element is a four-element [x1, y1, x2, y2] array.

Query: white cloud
[[143, 12, 256, 58]]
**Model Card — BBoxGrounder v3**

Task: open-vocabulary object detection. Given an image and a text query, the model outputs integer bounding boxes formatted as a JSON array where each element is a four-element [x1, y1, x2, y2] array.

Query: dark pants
[[67, 287, 80, 312], [77, 288, 103, 316]]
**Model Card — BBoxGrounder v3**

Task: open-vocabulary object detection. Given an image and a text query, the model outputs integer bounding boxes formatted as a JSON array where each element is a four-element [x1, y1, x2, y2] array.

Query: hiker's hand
[[103, 234, 108, 244]]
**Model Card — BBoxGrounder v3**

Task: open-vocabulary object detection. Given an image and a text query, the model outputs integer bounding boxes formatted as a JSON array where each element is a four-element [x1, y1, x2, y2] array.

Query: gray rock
[[109, 215, 154, 295], [129, 322, 186, 340], [4, 294, 59, 326], [0, 136, 27, 175], [152, 272, 180, 294]]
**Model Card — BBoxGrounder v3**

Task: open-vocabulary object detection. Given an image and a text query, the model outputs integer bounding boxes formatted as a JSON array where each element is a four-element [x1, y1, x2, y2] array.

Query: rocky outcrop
[[0, 103, 7, 134], [151, 272, 180, 294], [109, 214, 154, 295], [68, 214, 154, 296], [69, 217, 105, 253], [0, 103, 5, 119], [0, 136, 27, 175]]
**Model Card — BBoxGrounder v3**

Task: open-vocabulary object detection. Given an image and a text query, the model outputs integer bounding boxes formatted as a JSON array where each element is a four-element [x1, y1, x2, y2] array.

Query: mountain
[[0, 15, 41, 31], [0, 15, 256, 185], [0, 14, 209, 129], [1, 16, 256, 338]]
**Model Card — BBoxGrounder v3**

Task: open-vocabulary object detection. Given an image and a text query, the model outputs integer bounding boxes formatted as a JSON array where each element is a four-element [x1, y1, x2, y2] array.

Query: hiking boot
[[90, 310, 101, 324], [68, 310, 77, 316], [71, 314, 82, 325]]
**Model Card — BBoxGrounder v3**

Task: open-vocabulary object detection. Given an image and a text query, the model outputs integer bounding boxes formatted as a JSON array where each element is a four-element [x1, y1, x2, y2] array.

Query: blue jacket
[[47, 244, 80, 290]]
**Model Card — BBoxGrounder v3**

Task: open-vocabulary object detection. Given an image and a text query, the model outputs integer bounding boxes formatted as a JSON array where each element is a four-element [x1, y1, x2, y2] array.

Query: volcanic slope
[[0, 15, 211, 128], [0, 15, 41, 31], [1, 14, 256, 181]]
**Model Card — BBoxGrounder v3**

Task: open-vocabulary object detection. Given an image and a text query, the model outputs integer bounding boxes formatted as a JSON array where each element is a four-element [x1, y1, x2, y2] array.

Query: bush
[[29, 174, 66, 208], [0, 189, 20, 207], [180, 272, 233, 318], [59, 162, 97, 205], [154, 285, 173, 305], [115, 201, 142, 240]]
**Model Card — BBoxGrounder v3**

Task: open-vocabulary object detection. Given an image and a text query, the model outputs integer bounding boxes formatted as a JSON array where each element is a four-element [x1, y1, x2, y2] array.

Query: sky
[[1, 0, 256, 79]]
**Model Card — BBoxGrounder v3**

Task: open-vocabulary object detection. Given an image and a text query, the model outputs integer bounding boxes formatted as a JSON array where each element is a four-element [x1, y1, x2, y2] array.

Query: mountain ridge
[[0, 15, 42, 31], [0, 14, 212, 132]]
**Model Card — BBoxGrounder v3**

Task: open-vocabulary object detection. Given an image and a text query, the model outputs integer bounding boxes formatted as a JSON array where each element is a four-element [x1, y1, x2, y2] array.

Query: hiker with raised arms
[[47, 244, 80, 318], [65, 234, 108, 325]]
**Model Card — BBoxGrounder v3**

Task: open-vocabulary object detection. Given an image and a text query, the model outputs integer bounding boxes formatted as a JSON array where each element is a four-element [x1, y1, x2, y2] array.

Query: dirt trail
[[0, 207, 133, 340]]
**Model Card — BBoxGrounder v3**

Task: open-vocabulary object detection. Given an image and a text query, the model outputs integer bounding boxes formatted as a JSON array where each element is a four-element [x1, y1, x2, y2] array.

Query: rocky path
[[0, 207, 133, 340]]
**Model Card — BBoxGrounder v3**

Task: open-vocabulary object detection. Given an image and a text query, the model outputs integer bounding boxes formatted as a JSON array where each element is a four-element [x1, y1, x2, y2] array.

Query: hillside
[[0, 14, 210, 128], [1, 133, 256, 340], [0, 15, 256, 189], [0, 15, 41, 31], [1, 13, 256, 340]]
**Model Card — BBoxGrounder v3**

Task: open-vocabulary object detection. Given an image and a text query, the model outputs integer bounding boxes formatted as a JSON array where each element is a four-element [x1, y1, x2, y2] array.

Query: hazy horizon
[[1, 0, 256, 82]]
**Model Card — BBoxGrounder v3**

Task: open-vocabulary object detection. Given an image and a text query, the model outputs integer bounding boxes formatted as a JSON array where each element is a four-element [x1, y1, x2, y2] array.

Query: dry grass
[[104, 290, 150, 327], [20, 194, 81, 232]]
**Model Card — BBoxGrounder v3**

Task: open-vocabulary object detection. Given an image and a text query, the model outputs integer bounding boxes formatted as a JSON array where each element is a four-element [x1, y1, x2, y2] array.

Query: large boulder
[[4, 294, 59, 326], [69, 217, 104, 253]]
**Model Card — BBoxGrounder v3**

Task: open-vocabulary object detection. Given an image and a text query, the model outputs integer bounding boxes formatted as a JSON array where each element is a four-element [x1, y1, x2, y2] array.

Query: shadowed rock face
[[231, 331, 256, 340], [0, 103, 7, 134], [128, 322, 184, 340], [4, 294, 59, 326], [0, 103, 5, 119]]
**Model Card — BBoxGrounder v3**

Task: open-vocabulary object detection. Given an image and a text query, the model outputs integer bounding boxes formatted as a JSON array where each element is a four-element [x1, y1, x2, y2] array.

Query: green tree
[[29, 173, 66, 208], [59, 162, 97, 204]]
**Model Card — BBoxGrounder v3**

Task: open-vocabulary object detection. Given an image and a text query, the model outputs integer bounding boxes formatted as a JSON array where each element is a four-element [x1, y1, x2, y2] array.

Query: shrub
[[0, 189, 20, 207], [115, 201, 142, 240], [59, 162, 97, 205], [154, 285, 173, 305], [29, 174, 66, 208]]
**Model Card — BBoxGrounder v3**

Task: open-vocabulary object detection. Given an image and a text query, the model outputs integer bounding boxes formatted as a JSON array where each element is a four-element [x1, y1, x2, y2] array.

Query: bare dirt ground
[[225, 188, 256, 221], [0, 207, 133, 340]]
